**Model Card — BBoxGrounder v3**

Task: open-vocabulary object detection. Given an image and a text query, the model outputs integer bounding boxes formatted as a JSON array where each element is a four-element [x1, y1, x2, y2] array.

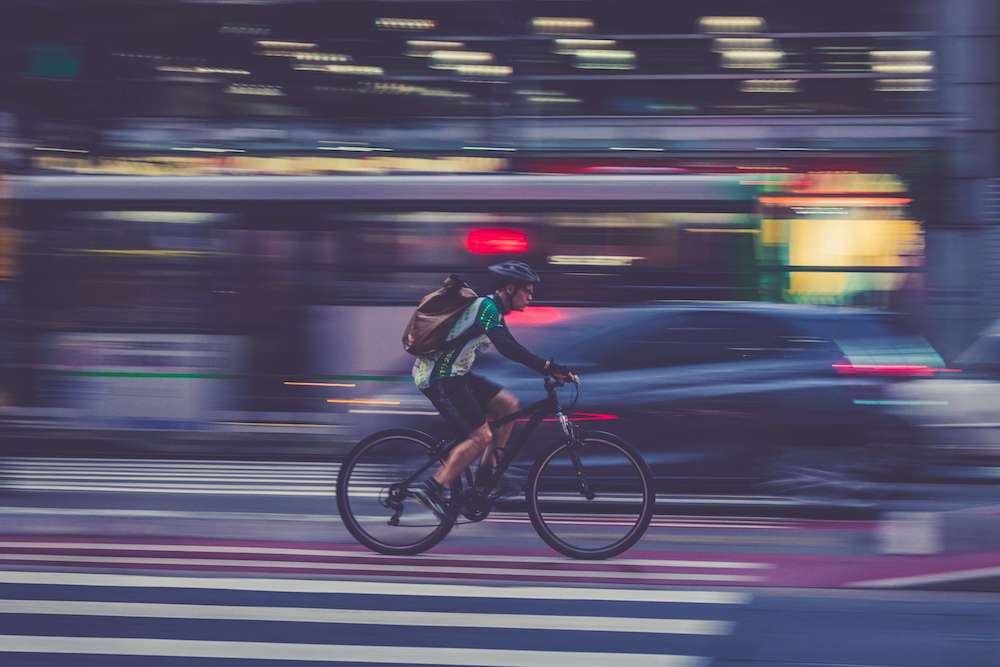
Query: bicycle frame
[[397, 378, 575, 493]]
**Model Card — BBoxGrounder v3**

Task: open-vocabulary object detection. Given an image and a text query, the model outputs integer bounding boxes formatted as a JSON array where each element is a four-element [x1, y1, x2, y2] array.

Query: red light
[[504, 306, 566, 327], [466, 228, 529, 254], [566, 411, 619, 421], [832, 363, 958, 377], [517, 411, 619, 424]]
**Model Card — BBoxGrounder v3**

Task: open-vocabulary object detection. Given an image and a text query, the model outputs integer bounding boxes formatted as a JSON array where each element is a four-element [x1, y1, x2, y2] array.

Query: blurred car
[[365, 302, 948, 494], [884, 318, 1000, 477]]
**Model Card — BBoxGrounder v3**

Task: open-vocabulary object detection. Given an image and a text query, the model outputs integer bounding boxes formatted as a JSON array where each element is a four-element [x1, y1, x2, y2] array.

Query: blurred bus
[[6, 174, 759, 415]]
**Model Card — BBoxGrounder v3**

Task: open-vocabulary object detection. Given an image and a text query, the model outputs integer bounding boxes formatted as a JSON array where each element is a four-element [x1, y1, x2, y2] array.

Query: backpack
[[402, 274, 479, 356]]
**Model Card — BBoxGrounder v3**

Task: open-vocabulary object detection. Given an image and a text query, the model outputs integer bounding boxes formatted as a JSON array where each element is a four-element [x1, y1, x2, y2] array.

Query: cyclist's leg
[[434, 423, 492, 486], [422, 377, 494, 487], [483, 389, 519, 467]]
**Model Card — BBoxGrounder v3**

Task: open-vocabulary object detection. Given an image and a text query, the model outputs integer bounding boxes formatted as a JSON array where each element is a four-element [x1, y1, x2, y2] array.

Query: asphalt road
[[0, 456, 999, 666]]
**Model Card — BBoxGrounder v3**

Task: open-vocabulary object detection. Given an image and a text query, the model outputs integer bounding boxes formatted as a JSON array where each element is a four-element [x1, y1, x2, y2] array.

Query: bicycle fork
[[559, 412, 595, 501]]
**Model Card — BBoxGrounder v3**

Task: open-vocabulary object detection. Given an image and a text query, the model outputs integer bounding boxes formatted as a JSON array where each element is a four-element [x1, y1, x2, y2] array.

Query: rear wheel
[[336, 429, 459, 555], [527, 430, 655, 559]]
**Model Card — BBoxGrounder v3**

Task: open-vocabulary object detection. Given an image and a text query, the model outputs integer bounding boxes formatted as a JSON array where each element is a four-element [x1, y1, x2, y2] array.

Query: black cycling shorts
[[421, 373, 503, 439]]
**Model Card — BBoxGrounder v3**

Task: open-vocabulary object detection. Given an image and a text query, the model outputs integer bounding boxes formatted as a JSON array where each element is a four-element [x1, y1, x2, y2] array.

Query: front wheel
[[527, 430, 655, 559]]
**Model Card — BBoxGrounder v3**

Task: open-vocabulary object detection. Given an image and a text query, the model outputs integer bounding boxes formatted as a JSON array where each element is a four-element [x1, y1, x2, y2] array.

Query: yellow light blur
[[295, 64, 384, 76], [553, 38, 616, 54], [872, 63, 934, 74], [785, 218, 922, 297], [256, 40, 316, 49], [876, 79, 934, 92], [573, 49, 636, 70], [870, 50, 933, 60], [31, 153, 508, 176], [574, 49, 634, 61], [317, 146, 391, 152], [292, 52, 352, 63], [326, 398, 402, 406], [406, 40, 465, 57], [527, 96, 580, 104], [699, 16, 766, 33], [61, 249, 224, 258], [283, 382, 357, 388], [548, 255, 644, 266], [740, 79, 798, 93], [158, 66, 250, 75], [684, 228, 760, 234], [430, 51, 494, 64], [226, 84, 284, 97], [450, 65, 512, 76], [791, 172, 906, 195], [532, 17, 594, 34], [376, 17, 436, 31], [722, 50, 784, 68], [170, 147, 246, 153]]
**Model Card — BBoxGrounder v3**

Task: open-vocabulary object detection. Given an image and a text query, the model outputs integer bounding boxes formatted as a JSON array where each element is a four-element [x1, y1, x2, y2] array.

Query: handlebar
[[544, 372, 581, 411]]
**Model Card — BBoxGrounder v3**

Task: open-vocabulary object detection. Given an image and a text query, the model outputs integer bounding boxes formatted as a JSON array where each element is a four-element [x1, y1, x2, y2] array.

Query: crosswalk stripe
[[0, 541, 772, 570], [2, 484, 336, 495], [8, 456, 348, 468], [0, 599, 733, 635], [0, 571, 752, 603], [0, 635, 708, 666], [0, 507, 798, 531], [0, 553, 760, 581]]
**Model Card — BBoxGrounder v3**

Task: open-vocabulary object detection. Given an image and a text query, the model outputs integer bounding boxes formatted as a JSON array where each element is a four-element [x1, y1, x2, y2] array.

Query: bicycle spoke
[[337, 431, 457, 554]]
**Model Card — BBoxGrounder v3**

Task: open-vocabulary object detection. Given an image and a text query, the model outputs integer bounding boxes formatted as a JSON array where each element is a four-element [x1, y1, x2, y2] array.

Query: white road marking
[[848, 565, 1000, 588], [0, 541, 773, 570], [0, 570, 753, 604], [0, 599, 733, 635], [0, 553, 760, 581], [0, 635, 709, 666]]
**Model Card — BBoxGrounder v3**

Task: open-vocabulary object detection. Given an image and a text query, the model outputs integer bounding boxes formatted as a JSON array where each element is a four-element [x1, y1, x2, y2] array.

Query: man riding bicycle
[[411, 260, 575, 517]]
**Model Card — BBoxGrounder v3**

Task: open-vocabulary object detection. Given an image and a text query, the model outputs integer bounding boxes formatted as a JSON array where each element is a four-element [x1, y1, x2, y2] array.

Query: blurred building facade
[[932, 0, 1000, 358]]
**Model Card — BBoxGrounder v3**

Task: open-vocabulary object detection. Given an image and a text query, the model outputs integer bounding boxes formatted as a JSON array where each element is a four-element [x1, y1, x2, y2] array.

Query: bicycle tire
[[526, 430, 655, 560], [336, 428, 459, 556]]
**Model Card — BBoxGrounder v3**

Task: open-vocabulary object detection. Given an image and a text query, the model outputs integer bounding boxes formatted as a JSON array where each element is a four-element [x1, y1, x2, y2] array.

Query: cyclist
[[411, 260, 574, 517]]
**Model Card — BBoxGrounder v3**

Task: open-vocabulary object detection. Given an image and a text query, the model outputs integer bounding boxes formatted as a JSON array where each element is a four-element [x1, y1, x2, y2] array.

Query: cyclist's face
[[510, 283, 534, 311]]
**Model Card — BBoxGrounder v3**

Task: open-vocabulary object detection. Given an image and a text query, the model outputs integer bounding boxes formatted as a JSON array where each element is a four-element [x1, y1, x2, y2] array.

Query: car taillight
[[832, 363, 962, 377]]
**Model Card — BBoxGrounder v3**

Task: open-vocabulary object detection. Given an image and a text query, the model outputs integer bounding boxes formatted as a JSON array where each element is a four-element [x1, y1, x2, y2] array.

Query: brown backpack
[[402, 275, 479, 356]]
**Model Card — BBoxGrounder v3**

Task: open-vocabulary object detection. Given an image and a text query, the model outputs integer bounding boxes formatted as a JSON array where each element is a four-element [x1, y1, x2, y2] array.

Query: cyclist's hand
[[547, 361, 579, 385]]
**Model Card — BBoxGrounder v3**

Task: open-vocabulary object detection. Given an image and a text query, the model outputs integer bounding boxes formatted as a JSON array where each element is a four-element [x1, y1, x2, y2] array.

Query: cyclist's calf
[[433, 422, 492, 486]]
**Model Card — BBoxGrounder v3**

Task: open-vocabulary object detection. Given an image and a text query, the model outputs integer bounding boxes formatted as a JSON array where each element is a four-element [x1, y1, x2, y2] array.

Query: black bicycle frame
[[399, 380, 572, 490]]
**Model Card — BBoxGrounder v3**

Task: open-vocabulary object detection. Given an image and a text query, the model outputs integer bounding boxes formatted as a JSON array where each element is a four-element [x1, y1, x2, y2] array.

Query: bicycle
[[335, 376, 655, 559]]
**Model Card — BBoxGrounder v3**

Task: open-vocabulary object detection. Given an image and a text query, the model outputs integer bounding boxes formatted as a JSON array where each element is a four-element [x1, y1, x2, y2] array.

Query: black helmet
[[488, 260, 541, 285]]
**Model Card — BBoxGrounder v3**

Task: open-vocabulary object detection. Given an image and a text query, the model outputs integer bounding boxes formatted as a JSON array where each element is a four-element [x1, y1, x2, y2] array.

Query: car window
[[794, 314, 944, 367], [598, 311, 795, 368]]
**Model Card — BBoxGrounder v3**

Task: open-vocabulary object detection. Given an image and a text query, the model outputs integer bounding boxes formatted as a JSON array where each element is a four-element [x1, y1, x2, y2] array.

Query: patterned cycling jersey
[[412, 295, 505, 390]]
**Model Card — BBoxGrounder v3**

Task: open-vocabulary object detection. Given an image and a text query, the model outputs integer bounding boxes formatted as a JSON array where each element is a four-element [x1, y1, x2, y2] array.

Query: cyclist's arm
[[485, 326, 548, 374]]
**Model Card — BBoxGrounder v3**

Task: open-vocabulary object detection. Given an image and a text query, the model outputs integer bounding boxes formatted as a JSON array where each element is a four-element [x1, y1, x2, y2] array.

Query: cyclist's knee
[[469, 423, 492, 449], [492, 390, 519, 416]]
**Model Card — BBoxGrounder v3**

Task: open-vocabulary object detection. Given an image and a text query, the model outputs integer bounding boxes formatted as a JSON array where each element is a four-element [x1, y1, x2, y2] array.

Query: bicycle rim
[[337, 431, 456, 555], [528, 433, 654, 559]]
